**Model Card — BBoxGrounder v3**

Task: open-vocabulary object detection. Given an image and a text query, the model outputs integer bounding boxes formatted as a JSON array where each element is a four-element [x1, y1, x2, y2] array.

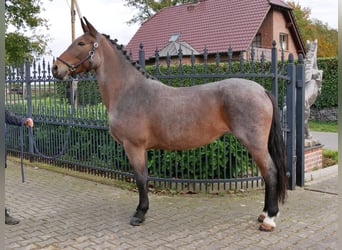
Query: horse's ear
[[83, 17, 99, 38], [81, 17, 88, 33]]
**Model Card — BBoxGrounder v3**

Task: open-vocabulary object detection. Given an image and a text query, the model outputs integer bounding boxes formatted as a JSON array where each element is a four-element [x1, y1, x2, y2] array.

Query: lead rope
[[20, 125, 25, 183], [19, 77, 80, 182], [29, 126, 71, 160], [19, 126, 72, 183]]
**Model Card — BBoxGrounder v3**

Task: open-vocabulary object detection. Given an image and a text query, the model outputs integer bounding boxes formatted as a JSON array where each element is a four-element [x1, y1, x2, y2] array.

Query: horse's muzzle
[[52, 62, 68, 80]]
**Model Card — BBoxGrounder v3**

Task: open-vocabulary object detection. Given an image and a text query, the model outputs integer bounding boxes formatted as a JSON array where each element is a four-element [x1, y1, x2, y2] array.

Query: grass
[[308, 120, 338, 133], [322, 148, 338, 167]]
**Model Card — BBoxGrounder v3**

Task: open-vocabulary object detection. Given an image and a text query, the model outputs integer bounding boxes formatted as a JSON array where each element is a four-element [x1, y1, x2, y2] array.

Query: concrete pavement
[[5, 158, 337, 250]]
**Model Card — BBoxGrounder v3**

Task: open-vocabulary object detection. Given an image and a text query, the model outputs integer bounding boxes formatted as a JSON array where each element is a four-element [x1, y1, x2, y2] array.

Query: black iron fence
[[5, 42, 304, 192]]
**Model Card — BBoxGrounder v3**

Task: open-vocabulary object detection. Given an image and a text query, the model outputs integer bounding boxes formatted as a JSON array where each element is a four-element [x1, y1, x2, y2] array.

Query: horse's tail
[[266, 91, 288, 204]]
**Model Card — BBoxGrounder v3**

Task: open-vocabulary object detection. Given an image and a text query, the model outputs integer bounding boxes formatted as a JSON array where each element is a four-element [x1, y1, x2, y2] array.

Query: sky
[[40, 0, 338, 62]]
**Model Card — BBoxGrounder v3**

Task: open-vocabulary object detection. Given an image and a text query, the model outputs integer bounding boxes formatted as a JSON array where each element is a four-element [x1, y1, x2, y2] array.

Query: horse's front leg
[[124, 143, 149, 226]]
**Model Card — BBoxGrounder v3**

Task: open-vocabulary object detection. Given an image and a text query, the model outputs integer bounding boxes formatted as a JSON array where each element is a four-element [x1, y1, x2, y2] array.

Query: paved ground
[[310, 131, 338, 151], [5, 158, 338, 250]]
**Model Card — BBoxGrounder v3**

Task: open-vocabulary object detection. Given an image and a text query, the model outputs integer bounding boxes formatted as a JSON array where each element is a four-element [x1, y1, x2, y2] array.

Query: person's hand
[[24, 118, 34, 128]]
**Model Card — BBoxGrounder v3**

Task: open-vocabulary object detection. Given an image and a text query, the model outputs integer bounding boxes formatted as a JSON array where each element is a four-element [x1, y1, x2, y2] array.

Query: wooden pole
[[74, 0, 82, 19], [70, 0, 82, 110], [71, 0, 75, 41]]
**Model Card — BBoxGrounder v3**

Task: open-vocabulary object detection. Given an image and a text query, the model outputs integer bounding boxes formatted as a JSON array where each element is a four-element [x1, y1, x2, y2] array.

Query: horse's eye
[[78, 41, 85, 46]]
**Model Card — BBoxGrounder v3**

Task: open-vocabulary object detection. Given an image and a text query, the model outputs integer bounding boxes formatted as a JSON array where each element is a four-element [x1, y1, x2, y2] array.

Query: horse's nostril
[[52, 64, 58, 73]]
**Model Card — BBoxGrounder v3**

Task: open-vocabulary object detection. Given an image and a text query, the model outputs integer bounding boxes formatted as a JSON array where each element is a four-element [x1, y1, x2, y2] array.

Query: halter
[[56, 33, 101, 73]]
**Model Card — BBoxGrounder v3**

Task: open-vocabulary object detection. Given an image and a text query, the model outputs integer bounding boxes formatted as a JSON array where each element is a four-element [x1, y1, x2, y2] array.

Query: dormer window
[[169, 33, 181, 42]]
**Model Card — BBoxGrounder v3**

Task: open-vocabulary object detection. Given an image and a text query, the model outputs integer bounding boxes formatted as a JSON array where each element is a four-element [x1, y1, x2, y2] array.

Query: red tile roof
[[269, 0, 292, 9], [125, 0, 291, 60]]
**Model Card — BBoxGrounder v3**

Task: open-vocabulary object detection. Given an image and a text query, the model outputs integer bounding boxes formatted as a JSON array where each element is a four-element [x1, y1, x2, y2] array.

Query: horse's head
[[52, 17, 102, 80]]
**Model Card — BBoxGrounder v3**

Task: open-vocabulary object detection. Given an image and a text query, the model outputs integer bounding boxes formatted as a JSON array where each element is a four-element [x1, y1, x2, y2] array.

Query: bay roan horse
[[52, 17, 287, 232]]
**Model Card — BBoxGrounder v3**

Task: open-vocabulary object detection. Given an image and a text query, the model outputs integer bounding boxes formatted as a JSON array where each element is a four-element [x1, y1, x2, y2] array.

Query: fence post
[[296, 54, 305, 187], [138, 43, 145, 69], [286, 53, 296, 190], [25, 58, 34, 160], [271, 41, 278, 102]]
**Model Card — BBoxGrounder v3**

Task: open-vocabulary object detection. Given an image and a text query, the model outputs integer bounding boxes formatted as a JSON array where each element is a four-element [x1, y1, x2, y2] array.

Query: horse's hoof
[[257, 214, 265, 223], [130, 216, 145, 226], [259, 223, 274, 232]]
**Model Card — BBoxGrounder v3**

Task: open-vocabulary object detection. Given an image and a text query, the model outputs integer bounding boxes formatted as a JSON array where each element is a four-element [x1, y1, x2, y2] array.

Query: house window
[[279, 33, 288, 50], [252, 34, 262, 48]]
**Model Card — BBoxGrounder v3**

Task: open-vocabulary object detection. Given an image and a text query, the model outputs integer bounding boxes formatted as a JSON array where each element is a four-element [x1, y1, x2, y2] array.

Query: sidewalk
[[5, 159, 337, 250]]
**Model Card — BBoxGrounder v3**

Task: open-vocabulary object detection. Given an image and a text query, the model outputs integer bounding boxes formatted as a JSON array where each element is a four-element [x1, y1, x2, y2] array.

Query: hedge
[[314, 57, 338, 108]]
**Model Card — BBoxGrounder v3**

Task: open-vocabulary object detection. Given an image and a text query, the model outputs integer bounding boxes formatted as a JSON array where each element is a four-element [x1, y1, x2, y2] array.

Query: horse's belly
[[149, 121, 229, 150], [147, 99, 230, 150]]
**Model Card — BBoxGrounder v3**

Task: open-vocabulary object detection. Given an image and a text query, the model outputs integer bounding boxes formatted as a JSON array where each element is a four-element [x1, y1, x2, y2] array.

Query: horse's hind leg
[[238, 137, 279, 231], [124, 143, 149, 226], [242, 137, 279, 231], [256, 154, 280, 231]]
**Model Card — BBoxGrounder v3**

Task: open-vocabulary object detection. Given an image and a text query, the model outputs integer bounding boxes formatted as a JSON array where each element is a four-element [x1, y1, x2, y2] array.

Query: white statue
[[304, 39, 323, 141]]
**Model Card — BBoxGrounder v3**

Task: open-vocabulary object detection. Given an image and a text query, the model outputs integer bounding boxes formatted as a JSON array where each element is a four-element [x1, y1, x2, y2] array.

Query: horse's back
[[216, 78, 267, 96]]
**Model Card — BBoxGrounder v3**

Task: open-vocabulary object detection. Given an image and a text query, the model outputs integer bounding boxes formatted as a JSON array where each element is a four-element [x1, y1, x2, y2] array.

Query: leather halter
[[56, 33, 101, 73]]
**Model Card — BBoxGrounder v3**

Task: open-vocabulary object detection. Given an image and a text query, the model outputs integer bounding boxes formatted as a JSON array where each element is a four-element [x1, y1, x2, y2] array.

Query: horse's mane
[[102, 34, 156, 80]]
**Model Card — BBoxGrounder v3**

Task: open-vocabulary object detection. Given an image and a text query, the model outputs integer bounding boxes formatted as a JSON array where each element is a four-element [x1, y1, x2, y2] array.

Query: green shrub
[[314, 57, 338, 108], [147, 134, 256, 180]]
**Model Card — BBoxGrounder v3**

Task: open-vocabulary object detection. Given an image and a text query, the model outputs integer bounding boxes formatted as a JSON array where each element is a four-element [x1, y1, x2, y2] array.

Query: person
[[5, 109, 34, 225]]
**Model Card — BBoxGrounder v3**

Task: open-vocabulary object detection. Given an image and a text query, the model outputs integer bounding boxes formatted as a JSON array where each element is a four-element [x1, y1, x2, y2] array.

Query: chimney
[[187, 0, 206, 11], [187, 5, 195, 11]]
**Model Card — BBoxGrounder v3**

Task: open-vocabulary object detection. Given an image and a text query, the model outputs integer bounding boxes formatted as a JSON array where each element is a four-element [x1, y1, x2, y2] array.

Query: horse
[[52, 17, 287, 232]]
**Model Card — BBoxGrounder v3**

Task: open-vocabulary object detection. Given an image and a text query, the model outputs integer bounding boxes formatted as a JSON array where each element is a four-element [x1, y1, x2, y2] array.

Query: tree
[[5, 0, 50, 66], [311, 19, 338, 57], [124, 0, 194, 25], [287, 1, 337, 57]]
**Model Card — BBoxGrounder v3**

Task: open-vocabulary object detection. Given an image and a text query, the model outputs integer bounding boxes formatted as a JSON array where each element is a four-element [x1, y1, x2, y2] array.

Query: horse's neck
[[95, 41, 143, 111]]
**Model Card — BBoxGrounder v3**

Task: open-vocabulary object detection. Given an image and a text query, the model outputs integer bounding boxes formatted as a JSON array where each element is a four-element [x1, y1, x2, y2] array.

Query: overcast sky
[[40, 0, 338, 61]]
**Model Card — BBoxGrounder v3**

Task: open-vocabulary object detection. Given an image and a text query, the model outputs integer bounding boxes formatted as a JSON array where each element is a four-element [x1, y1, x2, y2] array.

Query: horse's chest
[[108, 115, 125, 144], [108, 112, 141, 145]]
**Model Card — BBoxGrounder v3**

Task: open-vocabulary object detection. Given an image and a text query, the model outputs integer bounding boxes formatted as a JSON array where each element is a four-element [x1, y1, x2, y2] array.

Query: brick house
[[125, 0, 305, 64]]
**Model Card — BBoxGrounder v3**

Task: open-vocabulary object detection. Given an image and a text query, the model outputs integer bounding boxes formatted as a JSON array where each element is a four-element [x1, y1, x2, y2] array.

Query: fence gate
[[5, 41, 305, 192]]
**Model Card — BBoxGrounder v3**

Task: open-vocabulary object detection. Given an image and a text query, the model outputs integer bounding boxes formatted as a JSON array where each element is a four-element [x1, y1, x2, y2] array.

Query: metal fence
[[5, 41, 305, 192]]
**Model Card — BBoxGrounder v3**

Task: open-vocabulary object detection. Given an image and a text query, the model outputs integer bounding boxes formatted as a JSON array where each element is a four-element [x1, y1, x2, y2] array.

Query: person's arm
[[5, 110, 23, 126], [5, 110, 33, 127]]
